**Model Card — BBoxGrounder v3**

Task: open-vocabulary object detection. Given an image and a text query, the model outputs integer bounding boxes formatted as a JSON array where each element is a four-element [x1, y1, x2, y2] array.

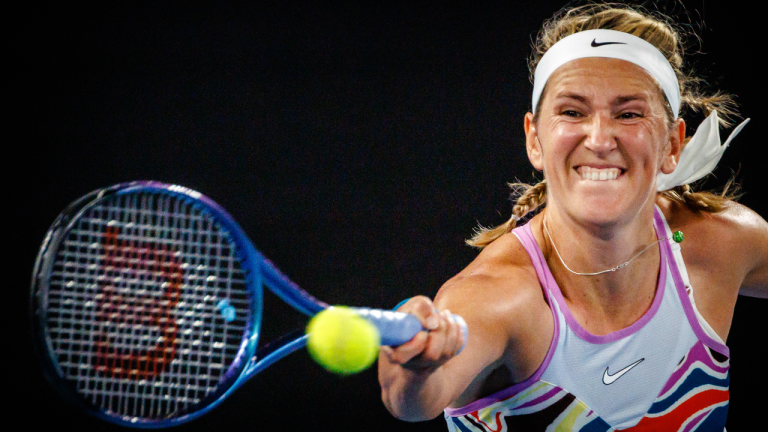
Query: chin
[[572, 195, 657, 231], [571, 199, 631, 227]]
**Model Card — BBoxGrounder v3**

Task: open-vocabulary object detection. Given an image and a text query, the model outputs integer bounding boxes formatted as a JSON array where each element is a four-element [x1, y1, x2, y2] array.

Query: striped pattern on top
[[446, 381, 608, 432], [621, 341, 729, 431], [445, 341, 729, 432]]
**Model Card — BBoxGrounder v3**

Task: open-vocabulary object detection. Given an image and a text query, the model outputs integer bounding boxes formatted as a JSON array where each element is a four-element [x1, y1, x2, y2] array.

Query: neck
[[536, 205, 661, 333]]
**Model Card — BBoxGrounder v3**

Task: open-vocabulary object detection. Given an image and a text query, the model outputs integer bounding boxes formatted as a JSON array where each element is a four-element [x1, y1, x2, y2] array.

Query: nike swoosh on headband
[[532, 30, 680, 116], [591, 39, 627, 47], [602, 358, 644, 385]]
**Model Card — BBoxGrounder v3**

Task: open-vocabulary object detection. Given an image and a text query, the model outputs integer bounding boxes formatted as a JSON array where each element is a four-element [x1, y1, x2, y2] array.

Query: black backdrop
[[13, 1, 765, 431]]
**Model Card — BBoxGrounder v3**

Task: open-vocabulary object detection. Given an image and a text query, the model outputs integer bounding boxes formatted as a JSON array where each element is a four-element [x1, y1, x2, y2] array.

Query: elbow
[[379, 367, 451, 422], [381, 388, 446, 422]]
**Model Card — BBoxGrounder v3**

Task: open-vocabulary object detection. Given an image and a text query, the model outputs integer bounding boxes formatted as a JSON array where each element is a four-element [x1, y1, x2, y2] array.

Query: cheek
[[551, 124, 583, 142], [621, 120, 668, 161], [541, 125, 581, 168], [641, 114, 671, 151], [645, 131, 670, 168]]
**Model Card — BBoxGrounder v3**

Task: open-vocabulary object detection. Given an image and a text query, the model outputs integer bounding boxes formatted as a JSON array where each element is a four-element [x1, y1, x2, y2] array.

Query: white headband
[[532, 29, 680, 117], [531, 29, 749, 191]]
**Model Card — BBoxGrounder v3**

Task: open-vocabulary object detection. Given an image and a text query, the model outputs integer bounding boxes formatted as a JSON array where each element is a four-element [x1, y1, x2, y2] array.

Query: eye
[[618, 112, 642, 119], [562, 110, 583, 118]]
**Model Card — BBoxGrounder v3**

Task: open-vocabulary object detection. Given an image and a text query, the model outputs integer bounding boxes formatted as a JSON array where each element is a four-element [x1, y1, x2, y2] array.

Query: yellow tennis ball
[[306, 307, 381, 375]]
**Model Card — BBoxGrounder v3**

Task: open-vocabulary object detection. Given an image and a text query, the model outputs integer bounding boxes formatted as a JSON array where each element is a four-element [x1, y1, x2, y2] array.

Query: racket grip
[[353, 308, 468, 354]]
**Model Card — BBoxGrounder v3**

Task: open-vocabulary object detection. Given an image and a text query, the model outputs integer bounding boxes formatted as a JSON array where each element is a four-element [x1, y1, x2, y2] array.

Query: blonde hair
[[468, 2, 741, 249]]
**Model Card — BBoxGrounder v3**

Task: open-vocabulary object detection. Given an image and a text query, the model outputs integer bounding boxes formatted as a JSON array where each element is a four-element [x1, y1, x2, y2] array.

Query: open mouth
[[576, 166, 624, 181]]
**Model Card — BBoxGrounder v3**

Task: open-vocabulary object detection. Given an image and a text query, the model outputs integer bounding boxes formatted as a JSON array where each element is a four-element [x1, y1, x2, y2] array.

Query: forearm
[[377, 307, 468, 421], [379, 354, 456, 421], [377, 294, 489, 420]]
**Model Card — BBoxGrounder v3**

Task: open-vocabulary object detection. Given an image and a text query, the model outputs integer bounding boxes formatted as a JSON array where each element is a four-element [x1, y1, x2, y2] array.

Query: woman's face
[[525, 57, 684, 227]]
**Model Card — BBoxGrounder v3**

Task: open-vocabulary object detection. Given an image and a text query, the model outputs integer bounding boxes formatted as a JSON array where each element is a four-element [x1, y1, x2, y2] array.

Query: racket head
[[30, 181, 264, 427]]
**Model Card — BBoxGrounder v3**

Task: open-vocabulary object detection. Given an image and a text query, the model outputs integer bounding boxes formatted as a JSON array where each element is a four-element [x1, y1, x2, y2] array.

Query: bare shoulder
[[434, 230, 548, 324], [659, 198, 768, 271], [659, 197, 768, 313], [433, 230, 554, 403]]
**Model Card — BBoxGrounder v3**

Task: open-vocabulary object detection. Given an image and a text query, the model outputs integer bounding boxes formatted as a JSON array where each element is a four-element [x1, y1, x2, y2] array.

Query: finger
[[433, 309, 462, 359], [447, 310, 464, 356], [441, 309, 461, 357], [405, 296, 439, 330], [383, 331, 428, 364], [380, 345, 394, 359], [421, 311, 451, 361], [440, 309, 459, 356]]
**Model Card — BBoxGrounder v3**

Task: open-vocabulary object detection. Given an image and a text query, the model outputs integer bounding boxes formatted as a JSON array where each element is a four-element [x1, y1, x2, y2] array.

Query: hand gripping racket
[[30, 181, 467, 428]]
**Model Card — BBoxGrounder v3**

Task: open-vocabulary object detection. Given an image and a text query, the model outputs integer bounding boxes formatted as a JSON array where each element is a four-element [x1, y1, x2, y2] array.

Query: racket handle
[[353, 308, 468, 353]]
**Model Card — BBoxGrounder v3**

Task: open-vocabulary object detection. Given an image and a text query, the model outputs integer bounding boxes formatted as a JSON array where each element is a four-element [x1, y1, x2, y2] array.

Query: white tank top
[[444, 207, 730, 431]]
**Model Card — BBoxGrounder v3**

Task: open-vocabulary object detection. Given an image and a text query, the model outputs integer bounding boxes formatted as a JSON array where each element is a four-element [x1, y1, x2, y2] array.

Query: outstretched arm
[[378, 295, 467, 421], [378, 236, 553, 421], [378, 281, 510, 421]]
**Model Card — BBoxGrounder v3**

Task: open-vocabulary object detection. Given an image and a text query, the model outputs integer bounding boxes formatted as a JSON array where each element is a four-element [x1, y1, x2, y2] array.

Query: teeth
[[580, 167, 620, 181]]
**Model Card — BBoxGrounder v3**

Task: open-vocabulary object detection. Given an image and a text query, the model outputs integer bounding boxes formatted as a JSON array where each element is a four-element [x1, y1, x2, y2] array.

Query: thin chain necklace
[[542, 217, 680, 276]]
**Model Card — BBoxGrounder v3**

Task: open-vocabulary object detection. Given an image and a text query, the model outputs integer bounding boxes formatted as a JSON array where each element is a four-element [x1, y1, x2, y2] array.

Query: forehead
[[545, 57, 664, 103]]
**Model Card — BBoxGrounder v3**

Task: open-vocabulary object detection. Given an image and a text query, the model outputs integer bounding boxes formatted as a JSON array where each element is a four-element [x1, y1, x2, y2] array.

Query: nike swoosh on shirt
[[602, 358, 644, 385], [591, 39, 627, 47]]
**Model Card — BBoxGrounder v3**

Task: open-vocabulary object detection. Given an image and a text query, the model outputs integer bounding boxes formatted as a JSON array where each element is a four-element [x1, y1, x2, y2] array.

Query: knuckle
[[406, 297, 439, 329], [425, 334, 446, 359], [410, 296, 434, 310], [391, 348, 416, 365]]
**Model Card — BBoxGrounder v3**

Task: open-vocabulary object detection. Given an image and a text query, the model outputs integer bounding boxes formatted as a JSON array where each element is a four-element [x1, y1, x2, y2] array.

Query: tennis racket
[[30, 181, 467, 428]]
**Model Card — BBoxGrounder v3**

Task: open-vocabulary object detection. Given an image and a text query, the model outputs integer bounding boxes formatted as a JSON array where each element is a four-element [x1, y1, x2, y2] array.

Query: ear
[[660, 118, 685, 175], [524, 113, 544, 171]]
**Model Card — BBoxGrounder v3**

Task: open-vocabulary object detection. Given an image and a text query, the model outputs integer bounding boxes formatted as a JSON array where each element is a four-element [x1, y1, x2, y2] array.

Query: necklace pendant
[[672, 231, 684, 243]]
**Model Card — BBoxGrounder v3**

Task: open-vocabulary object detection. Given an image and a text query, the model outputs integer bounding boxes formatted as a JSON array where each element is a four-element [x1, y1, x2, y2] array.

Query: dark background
[[12, 1, 765, 430]]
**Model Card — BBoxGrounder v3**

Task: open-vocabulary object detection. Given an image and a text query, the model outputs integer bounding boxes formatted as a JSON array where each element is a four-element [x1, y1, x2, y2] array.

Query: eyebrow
[[553, 92, 588, 103], [552, 92, 650, 105], [613, 94, 650, 105]]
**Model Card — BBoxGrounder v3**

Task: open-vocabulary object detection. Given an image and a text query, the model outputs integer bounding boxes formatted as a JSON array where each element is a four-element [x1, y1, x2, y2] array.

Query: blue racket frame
[[31, 181, 465, 428], [107, 182, 330, 427]]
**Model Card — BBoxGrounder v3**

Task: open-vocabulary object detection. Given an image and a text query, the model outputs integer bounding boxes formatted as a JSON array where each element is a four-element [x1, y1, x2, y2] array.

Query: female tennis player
[[378, 3, 767, 431]]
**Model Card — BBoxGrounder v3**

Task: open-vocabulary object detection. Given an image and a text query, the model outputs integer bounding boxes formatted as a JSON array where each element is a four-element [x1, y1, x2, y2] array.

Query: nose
[[583, 114, 617, 155]]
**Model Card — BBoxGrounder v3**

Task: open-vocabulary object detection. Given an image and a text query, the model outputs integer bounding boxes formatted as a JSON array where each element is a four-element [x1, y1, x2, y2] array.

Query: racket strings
[[45, 192, 252, 420]]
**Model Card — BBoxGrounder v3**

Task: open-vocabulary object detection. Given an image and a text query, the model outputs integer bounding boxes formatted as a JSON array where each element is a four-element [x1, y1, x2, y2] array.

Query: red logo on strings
[[91, 225, 182, 379]]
